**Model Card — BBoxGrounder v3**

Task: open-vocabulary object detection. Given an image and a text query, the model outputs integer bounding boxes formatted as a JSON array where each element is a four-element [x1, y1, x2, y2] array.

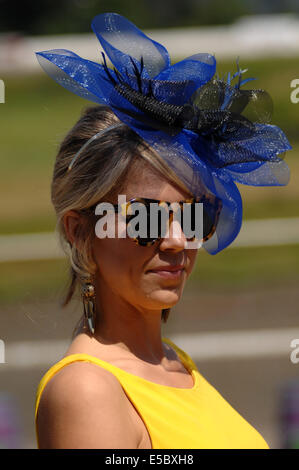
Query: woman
[[34, 13, 291, 449]]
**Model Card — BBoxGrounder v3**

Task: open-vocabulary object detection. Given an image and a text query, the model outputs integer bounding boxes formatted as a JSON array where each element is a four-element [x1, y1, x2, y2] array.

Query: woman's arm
[[36, 361, 140, 449]]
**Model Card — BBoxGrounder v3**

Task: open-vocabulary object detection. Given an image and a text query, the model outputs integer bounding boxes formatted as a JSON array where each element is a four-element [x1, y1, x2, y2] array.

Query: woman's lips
[[147, 266, 185, 279]]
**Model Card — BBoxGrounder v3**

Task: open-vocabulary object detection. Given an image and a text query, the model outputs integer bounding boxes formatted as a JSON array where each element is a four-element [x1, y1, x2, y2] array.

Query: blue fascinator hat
[[35, 12, 291, 255]]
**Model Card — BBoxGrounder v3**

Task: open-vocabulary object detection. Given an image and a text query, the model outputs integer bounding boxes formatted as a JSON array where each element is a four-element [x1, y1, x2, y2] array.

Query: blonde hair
[[51, 105, 192, 329]]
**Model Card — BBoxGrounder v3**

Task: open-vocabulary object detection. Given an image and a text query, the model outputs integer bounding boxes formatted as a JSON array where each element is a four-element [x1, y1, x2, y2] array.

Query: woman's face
[[92, 164, 199, 313]]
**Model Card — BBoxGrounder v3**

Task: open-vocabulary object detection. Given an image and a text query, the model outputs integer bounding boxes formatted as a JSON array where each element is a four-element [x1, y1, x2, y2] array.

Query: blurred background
[[0, 0, 298, 449]]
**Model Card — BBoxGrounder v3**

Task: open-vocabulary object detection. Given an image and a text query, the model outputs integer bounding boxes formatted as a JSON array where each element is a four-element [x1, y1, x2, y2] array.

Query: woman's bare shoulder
[[36, 360, 140, 449], [41, 359, 123, 400]]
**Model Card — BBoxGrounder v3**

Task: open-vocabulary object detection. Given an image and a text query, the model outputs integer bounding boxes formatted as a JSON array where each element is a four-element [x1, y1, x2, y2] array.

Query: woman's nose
[[159, 216, 187, 252]]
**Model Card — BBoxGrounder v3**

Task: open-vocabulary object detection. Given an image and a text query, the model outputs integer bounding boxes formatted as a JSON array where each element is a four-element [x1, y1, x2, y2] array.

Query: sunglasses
[[85, 194, 222, 247]]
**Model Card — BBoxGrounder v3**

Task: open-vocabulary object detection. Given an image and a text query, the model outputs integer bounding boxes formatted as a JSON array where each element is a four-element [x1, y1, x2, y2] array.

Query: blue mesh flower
[[35, 12, 292, 254]]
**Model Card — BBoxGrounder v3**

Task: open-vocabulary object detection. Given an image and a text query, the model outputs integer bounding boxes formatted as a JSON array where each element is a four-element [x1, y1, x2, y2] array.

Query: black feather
[[101, 53, 195, 128]]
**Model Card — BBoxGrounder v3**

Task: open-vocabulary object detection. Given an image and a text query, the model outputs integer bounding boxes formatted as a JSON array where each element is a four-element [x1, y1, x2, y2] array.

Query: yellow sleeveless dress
[[35, 336, 269, 449]]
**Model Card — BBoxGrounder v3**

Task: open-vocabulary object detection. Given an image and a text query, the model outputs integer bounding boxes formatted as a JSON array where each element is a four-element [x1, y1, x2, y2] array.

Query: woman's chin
[[148, 289, 182, 309]]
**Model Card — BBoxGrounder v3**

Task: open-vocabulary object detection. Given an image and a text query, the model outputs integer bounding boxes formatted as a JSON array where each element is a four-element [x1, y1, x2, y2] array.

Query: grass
[[189, 243, 299, 291], [0, 258, 70, 304]]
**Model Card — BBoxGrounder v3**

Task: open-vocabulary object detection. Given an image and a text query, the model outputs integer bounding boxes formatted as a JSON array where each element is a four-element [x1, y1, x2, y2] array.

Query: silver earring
[[81, 277, 96, 334]]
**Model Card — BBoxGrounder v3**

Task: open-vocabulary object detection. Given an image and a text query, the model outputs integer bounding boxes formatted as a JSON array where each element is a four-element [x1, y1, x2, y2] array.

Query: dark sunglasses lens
[[202, 198, 222, 241], [203, 207, 214, 239], [126, 197, 222, 246], [126, 201, 160, 246], [180, 199, 221, 242], [137, 204, 166, 245], [180, 202, 197, 241]]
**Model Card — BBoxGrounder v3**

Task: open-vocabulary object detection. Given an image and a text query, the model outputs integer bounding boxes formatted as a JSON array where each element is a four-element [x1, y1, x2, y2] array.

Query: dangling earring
[[81, 277, 96, 334]]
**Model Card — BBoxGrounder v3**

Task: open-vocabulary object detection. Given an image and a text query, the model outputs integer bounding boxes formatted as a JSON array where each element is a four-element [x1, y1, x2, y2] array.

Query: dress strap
[[162, 337, 199, 374]]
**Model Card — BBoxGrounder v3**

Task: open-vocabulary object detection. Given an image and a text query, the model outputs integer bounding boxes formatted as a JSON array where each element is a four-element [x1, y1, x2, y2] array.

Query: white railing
[[1, 14, 299, 74], [0, 217, 298, 263]]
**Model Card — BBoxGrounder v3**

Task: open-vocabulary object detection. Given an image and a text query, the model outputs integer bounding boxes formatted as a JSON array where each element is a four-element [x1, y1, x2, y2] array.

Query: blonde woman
[[34, 13, 291, 449]]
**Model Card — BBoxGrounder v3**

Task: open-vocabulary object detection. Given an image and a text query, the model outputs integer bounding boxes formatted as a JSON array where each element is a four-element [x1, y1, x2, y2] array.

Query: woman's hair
[[51, 105, 192, 329]]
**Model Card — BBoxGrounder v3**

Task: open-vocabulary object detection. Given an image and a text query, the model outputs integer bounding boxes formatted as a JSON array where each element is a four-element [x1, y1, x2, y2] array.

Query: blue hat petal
[[186, 122, 291, 186], [35, 49, 117, 105], [91, 13, 170, 79], [35, 12, 292, 255], [155, 53, 216, 100], [201, 170, 243, 254], [227, 123, 291, 151], [218, 124, 291, 165], [225, 159, 290, 186], [118, 75, 197, 106], [146, 78, 198, 106], [218, 123, 292, 185]]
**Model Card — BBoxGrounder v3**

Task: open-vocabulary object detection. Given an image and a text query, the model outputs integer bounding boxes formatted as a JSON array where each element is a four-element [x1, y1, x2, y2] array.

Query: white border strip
[[0, 328, 298, 369]]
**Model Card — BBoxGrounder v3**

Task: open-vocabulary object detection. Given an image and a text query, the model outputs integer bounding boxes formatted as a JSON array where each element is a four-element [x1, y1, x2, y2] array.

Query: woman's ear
[[63, 210, 85, 246]]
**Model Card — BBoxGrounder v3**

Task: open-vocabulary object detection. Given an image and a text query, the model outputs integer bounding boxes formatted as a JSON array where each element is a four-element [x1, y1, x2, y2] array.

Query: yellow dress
[[35, 336, 269, 449]]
